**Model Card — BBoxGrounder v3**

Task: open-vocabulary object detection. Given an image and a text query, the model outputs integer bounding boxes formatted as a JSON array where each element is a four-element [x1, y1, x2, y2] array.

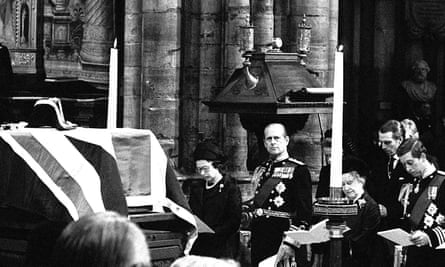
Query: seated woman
[[50, 211, 151, 267], [341, 156, 382, 267], [277, 156, 382, 267]]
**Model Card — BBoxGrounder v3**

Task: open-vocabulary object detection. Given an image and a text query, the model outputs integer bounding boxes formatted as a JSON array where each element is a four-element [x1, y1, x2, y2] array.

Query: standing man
[[369, 120, 413, 229], [367, 120, 413, 266], [397, 138, 445, 267], [249, 123, 312, 266], [187, 141, 242, 259]]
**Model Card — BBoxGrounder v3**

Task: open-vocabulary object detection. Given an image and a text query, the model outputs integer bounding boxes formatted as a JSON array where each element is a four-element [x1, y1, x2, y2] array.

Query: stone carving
[[395, 60, 438, 141], [79, 0, 113, 65], [11, 52, 34, 65]]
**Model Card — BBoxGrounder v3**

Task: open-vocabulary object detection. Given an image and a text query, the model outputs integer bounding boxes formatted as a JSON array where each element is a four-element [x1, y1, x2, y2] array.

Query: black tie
[[388, 157, 395, 179]]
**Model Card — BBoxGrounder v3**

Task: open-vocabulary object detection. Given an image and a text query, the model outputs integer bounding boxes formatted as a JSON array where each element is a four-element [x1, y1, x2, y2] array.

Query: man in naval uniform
[[249, 123, 312, 267], [397, 138, 445, 267]]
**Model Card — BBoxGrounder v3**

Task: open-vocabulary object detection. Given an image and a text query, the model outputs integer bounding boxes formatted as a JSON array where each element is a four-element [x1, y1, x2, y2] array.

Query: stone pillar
[[141, 1, 182, 158], [374, 0, 395, 122], [253, 0, 274, 52], [123, 0, 142, 128], [197, 2, 223, 142], [290, 0, 330, 85], [288, 0, 333, 186], [274, 0, 289, 52], [79, 0, 114, 87], [223, 0, 250, 181], [180, 1, 201, 172]]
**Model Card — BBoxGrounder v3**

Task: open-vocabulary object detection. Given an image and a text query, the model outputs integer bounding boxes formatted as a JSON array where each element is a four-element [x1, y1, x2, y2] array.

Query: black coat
[[368, 153, 413, 230], [187, 175, 241, 259], [343, 192, 382, 267], [250, 158, 312, 267]]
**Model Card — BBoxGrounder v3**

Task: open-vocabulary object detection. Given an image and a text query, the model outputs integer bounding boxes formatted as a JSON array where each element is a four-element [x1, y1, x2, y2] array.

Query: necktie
[[388, 157, 395, 179]]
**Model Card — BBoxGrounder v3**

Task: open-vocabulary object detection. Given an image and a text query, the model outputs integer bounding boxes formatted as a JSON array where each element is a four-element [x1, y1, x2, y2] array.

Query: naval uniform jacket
[[403, 170, 445, 267], [188, 175, 242, 259], [368, 154, 413, 229], [250, 157, 312, 266]]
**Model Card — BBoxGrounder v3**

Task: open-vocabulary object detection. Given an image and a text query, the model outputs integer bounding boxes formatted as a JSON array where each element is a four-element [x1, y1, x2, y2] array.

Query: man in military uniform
[[249, 123, 312, 266], [397, 138, 445, 267]]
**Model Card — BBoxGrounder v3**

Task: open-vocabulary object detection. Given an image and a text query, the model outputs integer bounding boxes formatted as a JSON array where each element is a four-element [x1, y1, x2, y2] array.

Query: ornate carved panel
[[0, 0, 43, 74]]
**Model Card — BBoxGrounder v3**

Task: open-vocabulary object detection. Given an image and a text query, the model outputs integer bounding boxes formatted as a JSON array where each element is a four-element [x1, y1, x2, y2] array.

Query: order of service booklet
[[284, 219, 330, 245], [378, 228, 445, 249], [377, 228, 414, 247]]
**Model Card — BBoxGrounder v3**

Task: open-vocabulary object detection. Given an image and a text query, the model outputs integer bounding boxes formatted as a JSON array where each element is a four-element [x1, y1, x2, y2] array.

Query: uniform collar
[[422, 164, 437, 179]]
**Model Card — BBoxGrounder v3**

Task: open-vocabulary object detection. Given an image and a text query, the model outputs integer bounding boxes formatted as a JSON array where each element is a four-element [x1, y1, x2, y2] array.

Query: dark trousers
[[406, 246, 445, 267]]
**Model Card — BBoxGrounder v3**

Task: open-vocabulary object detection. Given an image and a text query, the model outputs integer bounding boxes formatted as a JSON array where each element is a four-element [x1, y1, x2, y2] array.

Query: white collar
[[206, 176, 223, 189]]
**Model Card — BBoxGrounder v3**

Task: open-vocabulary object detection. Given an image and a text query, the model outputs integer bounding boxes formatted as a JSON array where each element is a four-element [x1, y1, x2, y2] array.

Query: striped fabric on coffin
[[0, 130, 127, 221]]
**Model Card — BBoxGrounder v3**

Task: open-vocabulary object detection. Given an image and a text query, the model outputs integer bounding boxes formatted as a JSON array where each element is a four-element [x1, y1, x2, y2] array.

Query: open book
[[284, 219, 330, 245], [378, 228, 414, 247], [378, 228, 445, 249]]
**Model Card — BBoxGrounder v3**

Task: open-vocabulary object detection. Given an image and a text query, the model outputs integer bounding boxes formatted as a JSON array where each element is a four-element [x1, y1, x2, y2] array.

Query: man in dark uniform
[[186, 141, 242, 259], [397, 138, 445, 267], [249, 123, 312, 266]]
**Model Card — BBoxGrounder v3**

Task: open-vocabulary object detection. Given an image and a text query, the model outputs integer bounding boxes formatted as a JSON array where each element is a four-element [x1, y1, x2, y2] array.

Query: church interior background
[[1, 0, 444, 224]]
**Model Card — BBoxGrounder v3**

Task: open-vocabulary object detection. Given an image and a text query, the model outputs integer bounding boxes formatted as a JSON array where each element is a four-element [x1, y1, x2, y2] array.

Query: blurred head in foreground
[[50, 211, 151, 267], [170, 255, 240, 267]]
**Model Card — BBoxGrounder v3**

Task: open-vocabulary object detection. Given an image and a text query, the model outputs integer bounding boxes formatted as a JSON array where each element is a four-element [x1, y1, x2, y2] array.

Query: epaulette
[[437, 170, 445, 176], [288, 157, 305, 165]]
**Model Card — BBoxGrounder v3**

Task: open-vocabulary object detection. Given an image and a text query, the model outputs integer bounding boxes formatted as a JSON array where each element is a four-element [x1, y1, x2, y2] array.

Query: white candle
[[330, 46, 343, 188], [107, 38, 118, 129]]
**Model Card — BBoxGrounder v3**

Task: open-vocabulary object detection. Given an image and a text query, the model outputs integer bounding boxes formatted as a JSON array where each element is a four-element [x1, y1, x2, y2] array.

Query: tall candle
[[107, 38, 118, 129], [330, 46, 343, 189]]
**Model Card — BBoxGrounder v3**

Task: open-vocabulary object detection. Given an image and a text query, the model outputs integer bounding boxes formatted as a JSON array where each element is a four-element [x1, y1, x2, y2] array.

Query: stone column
[[374, 0, 395, 122], [289, 0, 330, 85], [197, 2, 223, 142], [223, 0, 250, 180], [79, 0, 114, 86], [180, 2, 201, 172], [123, 0, 142, 128], [253, 0, 274, 52], [274, 0, 289, 52], [141, 1, 182, 158], [288, 0, 333, 185]]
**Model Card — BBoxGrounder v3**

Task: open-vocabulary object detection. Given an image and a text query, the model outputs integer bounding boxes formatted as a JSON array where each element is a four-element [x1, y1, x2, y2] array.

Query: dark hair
[[194, 141, 226, 163], [50, 211, 151, 267], [342, 155, 369, 179], [396, 138, 427, 158], [379, 120, 405, 141]]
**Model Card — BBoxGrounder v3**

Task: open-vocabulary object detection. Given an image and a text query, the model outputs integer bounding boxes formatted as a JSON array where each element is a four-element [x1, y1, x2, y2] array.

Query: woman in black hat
[[186, 141, 242, 259]]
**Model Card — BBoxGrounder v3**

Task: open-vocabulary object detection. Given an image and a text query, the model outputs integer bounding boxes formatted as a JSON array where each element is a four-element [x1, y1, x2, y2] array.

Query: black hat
[[342, 156, 369, 178], [193, 142, 226, 162]]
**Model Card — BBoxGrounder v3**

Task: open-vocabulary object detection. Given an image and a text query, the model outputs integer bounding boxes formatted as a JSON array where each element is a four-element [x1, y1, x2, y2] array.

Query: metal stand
[[313, 187, 358, 267]]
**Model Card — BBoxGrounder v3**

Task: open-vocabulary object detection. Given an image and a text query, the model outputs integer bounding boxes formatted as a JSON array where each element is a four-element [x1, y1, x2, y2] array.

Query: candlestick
[[107, 39, 118, 129], [330, 46, 344, 190]]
